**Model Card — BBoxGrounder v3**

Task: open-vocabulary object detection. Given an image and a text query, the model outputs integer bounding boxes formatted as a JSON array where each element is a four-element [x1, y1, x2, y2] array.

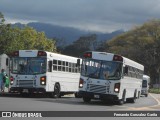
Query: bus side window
[[77, 59, 80, 67], [6, 58, 9, 66], [72, 63, 75, 73], [124, 66, 128, 75], [62, 61, 65, 71], [58, 60, 62, 71], [53, 60, 57, 71], [66, 62, 69, 72], [48, 61, 52, 72], [69, 63, 72, 72]]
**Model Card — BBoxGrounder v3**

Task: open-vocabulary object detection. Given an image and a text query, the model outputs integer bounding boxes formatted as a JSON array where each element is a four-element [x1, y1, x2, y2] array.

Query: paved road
[[0, 93, 159, 111], [0, 93, 159, 120]]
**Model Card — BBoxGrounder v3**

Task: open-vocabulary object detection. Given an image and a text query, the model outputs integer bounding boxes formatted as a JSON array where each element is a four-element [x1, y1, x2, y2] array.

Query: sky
[[0, 0, 160, 33]]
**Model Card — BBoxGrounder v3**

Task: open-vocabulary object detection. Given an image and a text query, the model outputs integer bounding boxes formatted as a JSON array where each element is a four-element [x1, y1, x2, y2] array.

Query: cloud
[[1, 0, 160, 32]]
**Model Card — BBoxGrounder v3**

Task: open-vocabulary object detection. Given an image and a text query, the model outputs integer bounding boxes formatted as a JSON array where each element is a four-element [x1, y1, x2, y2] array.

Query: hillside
[[13, 22, 124, 45]]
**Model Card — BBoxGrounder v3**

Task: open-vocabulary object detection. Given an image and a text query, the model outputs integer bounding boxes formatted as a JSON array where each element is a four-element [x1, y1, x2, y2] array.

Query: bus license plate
[[23, 89, 28, 93], [94, 95, 100, 98]]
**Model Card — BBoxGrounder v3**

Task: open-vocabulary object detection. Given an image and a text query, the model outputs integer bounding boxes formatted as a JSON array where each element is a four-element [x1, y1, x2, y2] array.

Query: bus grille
[[88, 84, 107, 94], [17, 80, 35, 87]]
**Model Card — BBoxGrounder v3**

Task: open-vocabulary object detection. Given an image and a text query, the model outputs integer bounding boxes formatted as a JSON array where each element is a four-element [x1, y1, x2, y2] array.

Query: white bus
[[10, 50, 81, 97], [141, 75, 150, 97], [0, 54, 9, 75], [78, 51, 144, 105]]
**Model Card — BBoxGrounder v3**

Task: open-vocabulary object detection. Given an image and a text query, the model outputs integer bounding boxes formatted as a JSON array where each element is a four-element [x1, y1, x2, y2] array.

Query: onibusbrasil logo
[[1, 112, 42, 118]]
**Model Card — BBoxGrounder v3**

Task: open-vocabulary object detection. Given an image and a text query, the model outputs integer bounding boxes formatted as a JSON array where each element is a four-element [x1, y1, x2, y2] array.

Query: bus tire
[[118, 90, 126, 105], [75, 92, 82, 98], [130, 90, 137, 103], [54, 83, 61, 98], [137, 91, 140, 99], [83, 97, 91, 103], [145, 94, 148, 97]]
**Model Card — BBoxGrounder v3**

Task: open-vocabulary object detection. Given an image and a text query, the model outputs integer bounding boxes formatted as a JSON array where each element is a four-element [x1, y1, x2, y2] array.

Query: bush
[[149, 88, 160, 94]]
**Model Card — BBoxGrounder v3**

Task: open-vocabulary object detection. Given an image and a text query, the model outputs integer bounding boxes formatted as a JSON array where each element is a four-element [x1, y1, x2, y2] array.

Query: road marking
[[126, 107, 156, 110], [115, 93, 160, 110], [115, 106, 154, 111], [149, 93, 160, 106]]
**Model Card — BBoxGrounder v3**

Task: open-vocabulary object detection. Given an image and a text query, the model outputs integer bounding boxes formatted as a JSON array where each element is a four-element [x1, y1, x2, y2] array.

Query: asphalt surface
[[0, 93, 159, 120], [0, 92, 159, 111]]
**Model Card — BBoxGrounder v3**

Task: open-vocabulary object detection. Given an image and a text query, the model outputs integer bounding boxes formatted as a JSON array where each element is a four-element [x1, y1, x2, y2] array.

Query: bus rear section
[[141, 75, 150, 97], [78, 51, 144, 105]]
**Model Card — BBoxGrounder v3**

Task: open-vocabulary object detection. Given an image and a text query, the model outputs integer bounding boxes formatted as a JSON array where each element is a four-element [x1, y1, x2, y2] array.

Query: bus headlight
[[40, 76, 46, 85], [114, 83, 120, 93], [79, 78, 84, 88]]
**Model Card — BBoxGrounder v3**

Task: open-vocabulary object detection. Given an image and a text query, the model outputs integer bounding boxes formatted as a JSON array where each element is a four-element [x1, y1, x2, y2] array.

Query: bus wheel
[[137, 91, 140, 99], [145, 94, 148, 97], [130, 90, 137, 103], [75, 92, 82, 98], [118, 90, 126, 105], [54, 83, 61, 98], [83, 97, 91, 103]]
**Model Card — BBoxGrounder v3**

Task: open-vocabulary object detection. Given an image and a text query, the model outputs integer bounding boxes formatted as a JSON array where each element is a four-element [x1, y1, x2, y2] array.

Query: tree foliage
[[0, 12, 57, 55], [62, 34, 97, 57], [106, 19, 160, 84]]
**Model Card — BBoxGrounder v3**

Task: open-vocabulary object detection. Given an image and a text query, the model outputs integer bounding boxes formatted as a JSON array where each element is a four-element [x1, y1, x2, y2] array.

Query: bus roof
[[143, 75, 150, 83], [46, 51, 79, 63], [143, 75, 150, 79], [123, 57, 144, 70], [12, 50, 79, 63], [84, 51, 144, 70]]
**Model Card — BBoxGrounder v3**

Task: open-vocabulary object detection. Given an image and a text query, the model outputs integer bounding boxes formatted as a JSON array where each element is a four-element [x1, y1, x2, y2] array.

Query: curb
[[149, 93, 160, 106]]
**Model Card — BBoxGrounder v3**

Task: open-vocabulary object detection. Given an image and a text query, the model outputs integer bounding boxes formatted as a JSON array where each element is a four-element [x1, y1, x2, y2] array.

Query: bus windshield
[[11, 57, 46, 75], [81, 59, 122, 80], [142, 80, 147, 88]]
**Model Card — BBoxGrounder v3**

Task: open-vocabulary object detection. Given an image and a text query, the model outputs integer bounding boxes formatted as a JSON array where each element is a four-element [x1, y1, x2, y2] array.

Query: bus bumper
[[141, 90, 148, 96], [10, 87, 46, 93], [78, 91, 118, 101]]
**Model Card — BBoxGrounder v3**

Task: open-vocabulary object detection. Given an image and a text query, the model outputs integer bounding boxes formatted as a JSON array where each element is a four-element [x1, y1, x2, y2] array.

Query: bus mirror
[[77, 59, 80, 67], [48, 61, 52, 72], [124, 66, 128, 74]]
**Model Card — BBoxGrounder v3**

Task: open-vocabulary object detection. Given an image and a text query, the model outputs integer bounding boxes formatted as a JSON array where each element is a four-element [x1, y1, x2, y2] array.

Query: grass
[[149, 88, 160, 94]]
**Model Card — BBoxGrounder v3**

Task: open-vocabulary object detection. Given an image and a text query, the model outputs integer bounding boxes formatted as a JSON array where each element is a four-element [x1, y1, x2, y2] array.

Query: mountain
[[96, 29, 124, 42], [12, 22, 124, 45]]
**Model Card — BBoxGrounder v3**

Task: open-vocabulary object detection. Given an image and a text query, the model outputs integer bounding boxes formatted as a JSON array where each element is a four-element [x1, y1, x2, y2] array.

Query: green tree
[[0, 12, 12, 54], [62, 34, 97, 57], [0, 12, 57, 54], [0, 12, 5, 24], [106, 19, 160, 84], [73, 34, 97, 50]]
